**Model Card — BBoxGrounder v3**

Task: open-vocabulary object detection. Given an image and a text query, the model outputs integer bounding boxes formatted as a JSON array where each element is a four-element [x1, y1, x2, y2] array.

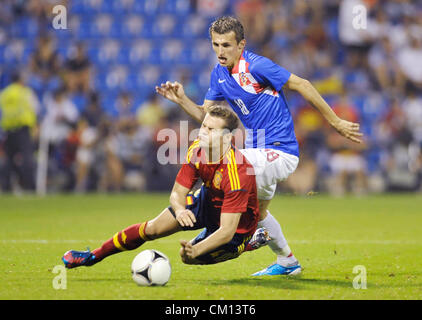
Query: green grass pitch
[[0, 192, 421, 300]]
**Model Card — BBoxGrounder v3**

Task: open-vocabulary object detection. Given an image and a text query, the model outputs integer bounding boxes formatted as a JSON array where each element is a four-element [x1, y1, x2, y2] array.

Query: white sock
[[257, 210, 297, 266]]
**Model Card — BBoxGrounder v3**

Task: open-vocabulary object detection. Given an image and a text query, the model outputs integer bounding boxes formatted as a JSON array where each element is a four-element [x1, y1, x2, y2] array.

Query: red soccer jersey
[[175, 140, 259, 236]]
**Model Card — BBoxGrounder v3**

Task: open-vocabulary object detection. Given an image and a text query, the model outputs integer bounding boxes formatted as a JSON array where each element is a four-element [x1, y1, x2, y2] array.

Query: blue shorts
[[169, 185, 252, 264]]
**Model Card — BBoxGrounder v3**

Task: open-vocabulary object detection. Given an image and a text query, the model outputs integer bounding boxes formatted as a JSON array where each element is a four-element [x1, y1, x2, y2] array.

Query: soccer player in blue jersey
[[156, 16, 363, 276]]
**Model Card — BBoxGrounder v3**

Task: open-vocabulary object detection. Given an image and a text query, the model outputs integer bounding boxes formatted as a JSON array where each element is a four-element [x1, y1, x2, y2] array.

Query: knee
[[144, 221, 158, 240]]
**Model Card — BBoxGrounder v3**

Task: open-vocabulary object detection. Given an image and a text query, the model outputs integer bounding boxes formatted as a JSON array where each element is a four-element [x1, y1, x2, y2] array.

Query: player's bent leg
[[62, 208, 182, 269], [144, 207, 183, 240]]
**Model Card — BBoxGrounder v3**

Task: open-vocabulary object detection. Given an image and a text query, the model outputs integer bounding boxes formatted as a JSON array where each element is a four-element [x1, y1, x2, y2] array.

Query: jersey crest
[[212, 169, 223, 190]]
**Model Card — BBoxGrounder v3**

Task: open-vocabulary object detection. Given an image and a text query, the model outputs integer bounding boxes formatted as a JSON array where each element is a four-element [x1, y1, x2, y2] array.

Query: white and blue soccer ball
[[131, 249, 171, 286]]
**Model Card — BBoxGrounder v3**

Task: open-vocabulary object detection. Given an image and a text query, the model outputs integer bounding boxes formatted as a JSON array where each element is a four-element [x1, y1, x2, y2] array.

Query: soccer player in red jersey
[[62, 106, 269, 267]]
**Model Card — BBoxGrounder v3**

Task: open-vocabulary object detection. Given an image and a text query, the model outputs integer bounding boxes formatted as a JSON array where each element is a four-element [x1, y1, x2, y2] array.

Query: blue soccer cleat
[[252, 261, 302, 276], [62, 248, 96, 269]]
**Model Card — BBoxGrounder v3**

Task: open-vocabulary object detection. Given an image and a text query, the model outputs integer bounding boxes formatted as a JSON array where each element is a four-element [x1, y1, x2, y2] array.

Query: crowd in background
[[0, 0, 421, 195]]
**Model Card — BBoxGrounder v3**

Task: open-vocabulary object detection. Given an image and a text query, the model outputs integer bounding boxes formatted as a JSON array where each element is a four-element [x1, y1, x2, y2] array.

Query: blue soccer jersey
[[205, 50, 299, 157]]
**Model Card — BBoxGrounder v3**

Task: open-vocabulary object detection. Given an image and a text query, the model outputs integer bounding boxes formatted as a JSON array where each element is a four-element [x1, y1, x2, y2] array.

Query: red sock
[[92, 222, 150, 263]]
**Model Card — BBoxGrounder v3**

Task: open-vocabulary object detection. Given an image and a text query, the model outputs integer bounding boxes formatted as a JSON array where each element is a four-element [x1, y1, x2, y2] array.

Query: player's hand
[[180, 240, 198, 259], [175, 209, 197, 228], [332, 119, 363, 143], [155, 81, 185, 105]]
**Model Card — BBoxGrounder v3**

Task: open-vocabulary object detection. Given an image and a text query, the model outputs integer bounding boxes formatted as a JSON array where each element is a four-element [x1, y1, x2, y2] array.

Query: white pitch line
[[0, 239, 420, 245]]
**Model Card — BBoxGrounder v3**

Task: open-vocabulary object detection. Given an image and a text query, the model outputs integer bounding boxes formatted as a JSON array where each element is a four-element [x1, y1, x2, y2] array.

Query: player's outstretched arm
[[156, 81, 217, 123], [183, 212, 242, 259], [286, 74, 363, 143]]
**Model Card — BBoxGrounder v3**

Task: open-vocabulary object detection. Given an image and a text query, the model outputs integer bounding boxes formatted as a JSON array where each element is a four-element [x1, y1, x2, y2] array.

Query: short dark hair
[[209, 16, 245, 43], [207, 105, 239, 132]]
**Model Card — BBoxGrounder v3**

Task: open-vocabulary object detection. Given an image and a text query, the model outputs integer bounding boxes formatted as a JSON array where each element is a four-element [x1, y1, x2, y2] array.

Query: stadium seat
[[152, 15, 177, 38], [9, 17, 39, 38], [121, 15, 145, 38], [128, 40, 153, 66], [91, 14, 114, 39], [133, 0, 159, 15], [161, 0, 192, 16], [112, 0, 135, 14], [3, 40, 25, 65], [97, 40, 121, 66], [69, 1, 86, 14], [181, 15, 209, 39], [159, 40, 183, 65]]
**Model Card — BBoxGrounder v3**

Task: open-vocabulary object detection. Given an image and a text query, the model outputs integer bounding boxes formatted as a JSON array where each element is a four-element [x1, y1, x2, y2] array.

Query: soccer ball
[[131, 249, 171, 286]]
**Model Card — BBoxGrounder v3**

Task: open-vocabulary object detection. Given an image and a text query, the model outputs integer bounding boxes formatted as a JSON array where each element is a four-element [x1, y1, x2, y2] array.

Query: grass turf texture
[[0, 193, 421, 300]]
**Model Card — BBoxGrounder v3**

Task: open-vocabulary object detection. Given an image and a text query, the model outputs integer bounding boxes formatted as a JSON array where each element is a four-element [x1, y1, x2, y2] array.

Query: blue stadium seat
[[90, 14, 114, 39], [152, 15, 177, 38], [96, 40, 121, 66], [83, 0, 104, 14], [69, 1, 86, 14], [133, 0, 159, 15], [74, 20, 93, 39], [181, 15, 208, 39], [161, 0, 192, 16], [159, 40, 183, 65], [3, 40, 25, 65], [121, 15, 145, 38], [112, 0, 135, 14], [99, 0, 114, 13]]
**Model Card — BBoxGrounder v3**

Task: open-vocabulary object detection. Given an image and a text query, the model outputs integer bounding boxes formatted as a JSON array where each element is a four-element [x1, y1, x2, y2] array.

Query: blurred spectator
[[64, 42, 92, 94], [28, 35, 62, 98], [114, 91, 137, 127], [137, 94, 167, 132], [234, 0, 269, 49], [113, 121, 152, 191], [368, 36, 405, 93], [75, 118, 119, 193], [375, 97, 407, 148], [42, 86, 78, 147], [74, 92, 108, 192], [382, 127, 421, 192], [284, 105, 326, 195], [402, 87, 422, 145], [326, 94, 368, 196], [0, 72, 39, 192], [80, 91, 107, 128], [397, 34, 422, 90], [40, 86, 79, 190], [342, 50, 372, 94]]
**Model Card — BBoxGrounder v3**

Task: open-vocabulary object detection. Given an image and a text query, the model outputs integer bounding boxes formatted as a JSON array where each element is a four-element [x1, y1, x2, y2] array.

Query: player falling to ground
[[156, 16, 363, 276], [62, 106, 272, 268]]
